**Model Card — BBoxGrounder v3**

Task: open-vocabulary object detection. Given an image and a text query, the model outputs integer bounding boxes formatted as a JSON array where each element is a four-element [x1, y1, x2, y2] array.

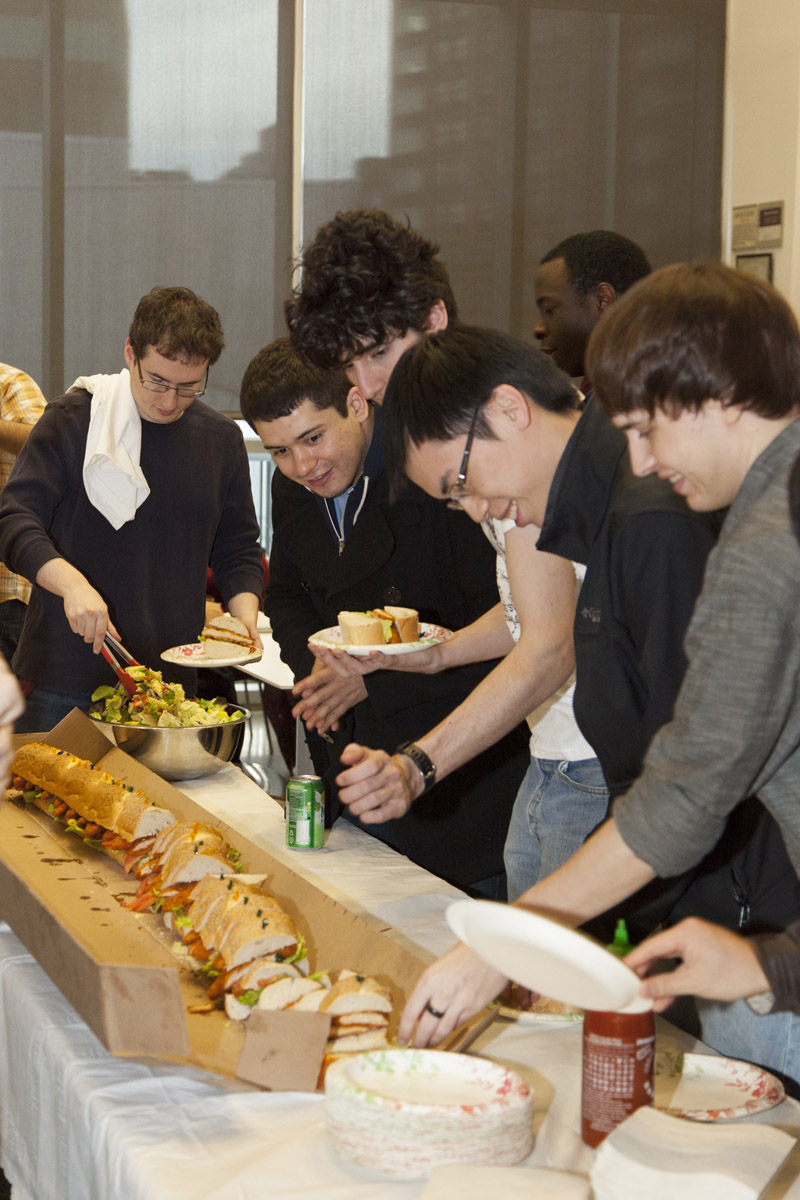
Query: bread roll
[[382, 606, 420, 642], [338, 612, 385, 645], [320, 971, 392, 1014], [338, 608, 420, 645], [11, 743, 176, 844], [200, 615, 257, 652]]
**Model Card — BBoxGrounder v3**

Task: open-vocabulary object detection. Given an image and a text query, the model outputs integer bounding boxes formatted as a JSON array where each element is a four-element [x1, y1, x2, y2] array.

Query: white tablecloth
[[2, 767, 800, 1199]]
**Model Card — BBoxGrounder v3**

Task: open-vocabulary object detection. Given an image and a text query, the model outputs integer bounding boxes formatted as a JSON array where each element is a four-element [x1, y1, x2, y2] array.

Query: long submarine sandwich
[[9, 742, 176, 860]]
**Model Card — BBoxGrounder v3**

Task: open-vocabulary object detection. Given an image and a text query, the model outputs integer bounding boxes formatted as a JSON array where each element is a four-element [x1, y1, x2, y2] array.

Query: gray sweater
[[615, 418, 800, 879]]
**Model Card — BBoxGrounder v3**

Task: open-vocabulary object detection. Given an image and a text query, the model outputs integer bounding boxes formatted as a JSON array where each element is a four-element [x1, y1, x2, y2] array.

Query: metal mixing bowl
[[90, 704, 251, 781]]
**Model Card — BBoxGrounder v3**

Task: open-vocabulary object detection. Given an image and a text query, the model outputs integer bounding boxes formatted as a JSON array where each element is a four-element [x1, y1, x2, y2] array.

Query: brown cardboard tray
[[0, 710, 428, 1091]]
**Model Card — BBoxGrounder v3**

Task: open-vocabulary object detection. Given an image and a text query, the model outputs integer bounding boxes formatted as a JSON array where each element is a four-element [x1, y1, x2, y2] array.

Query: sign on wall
[[732, 201, 784, 251]]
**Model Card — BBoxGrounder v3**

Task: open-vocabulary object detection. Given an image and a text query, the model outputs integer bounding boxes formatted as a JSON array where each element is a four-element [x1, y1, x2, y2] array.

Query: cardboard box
[[0, 711, 428, 1091]]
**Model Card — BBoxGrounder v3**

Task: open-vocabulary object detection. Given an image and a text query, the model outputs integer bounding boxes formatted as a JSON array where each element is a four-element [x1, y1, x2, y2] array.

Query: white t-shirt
[[482, 517, 596, 762]]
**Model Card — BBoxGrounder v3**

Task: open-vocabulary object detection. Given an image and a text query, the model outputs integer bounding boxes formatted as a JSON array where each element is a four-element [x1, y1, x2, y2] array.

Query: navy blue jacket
[[266, 408, 529, 887]]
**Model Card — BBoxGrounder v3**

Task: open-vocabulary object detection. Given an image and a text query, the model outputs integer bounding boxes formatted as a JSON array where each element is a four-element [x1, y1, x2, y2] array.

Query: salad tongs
[[100, 632, 140, 697]]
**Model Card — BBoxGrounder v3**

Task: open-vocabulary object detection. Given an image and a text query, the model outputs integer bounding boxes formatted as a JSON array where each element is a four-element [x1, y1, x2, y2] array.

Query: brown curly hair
[[286, 209, 457, 369]]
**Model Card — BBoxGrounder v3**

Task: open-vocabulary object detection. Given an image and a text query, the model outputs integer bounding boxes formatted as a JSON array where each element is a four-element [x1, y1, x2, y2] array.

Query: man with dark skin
[[533, 230, 651, 381]]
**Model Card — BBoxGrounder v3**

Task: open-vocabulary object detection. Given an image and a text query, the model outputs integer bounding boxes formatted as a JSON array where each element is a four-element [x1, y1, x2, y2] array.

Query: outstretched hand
[[292, 664, 366, 734], [335, 743, 422, 822]]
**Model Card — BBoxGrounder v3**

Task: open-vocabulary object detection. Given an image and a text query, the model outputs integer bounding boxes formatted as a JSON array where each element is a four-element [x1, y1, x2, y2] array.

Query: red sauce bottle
[[580, 997, 655, 1147]]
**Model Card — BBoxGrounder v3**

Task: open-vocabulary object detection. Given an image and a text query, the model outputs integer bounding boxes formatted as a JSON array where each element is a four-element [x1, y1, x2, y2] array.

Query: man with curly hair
[[286, 208, 453, 403], [287, 209, 605, 902]]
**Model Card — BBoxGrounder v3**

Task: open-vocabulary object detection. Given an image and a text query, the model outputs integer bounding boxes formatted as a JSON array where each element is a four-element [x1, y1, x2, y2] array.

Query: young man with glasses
[[339, 328, 715, 894], [0, 286, 264, 733]]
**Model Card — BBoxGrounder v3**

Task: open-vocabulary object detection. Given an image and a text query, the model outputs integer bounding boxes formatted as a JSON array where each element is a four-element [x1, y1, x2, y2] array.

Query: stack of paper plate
[[325, 1048, 534, 1180]]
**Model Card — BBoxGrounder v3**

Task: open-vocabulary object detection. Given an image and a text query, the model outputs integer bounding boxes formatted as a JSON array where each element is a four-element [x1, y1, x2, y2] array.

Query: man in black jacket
[[241, 338, 529, 896]]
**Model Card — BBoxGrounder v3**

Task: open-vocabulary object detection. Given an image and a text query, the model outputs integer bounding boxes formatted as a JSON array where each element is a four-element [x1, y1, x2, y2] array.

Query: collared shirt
[[615, 417, 800, 880], [0, 363, 46, 605]]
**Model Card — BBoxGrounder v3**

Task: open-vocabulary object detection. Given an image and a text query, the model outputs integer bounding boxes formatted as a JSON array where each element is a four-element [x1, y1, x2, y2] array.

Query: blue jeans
[[504, 755, 609, 902], [15, 684, 96, 735], [697, 998, 800, 1090]]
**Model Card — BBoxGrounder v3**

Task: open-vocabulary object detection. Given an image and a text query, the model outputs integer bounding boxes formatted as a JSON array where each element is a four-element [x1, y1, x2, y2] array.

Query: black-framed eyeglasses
[[445, 401, 483, 509], [135, 358, 209, 400]]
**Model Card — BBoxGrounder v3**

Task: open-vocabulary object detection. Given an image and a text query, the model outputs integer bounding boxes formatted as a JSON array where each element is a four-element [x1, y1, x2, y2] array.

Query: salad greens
[[89, 664, 242, 728]]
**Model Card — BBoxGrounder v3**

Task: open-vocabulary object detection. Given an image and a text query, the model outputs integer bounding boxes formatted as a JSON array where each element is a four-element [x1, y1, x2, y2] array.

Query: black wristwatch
[[395, 741, 437, 794]]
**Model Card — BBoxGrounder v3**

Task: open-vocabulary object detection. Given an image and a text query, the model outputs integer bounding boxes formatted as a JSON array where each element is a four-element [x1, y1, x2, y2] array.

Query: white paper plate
[[447, 899, 643, 1013], [654, 1051, 785, 1120], [309, 622, 452, 657], [325, 1049, 534, 1180], [161, 642, 263, 668]]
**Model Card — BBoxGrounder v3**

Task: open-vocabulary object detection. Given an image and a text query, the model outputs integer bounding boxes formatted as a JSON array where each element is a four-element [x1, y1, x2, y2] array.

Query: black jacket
[[266, 409, 529, 887], [538, 397, 720, 797]]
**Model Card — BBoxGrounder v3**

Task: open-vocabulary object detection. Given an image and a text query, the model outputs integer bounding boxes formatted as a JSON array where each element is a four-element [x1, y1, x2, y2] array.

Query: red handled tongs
[[100, 632, 140, 697]]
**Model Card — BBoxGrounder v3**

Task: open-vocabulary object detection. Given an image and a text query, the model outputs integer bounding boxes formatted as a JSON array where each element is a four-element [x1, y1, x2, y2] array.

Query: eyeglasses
[[445, 401, 483, 509], [135, 358, 209, 400]]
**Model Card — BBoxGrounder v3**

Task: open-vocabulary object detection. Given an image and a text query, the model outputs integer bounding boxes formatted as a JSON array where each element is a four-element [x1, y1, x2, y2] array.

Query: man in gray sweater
[[398, 261, 800, 1085]]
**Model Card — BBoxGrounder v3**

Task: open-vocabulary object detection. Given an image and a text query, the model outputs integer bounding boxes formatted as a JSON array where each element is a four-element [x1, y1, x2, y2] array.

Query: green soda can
[[285, 774, 325, 850]]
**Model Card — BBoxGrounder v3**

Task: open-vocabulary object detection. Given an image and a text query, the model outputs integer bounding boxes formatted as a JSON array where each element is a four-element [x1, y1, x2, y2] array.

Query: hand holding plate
[[309, 643, 387, 678]]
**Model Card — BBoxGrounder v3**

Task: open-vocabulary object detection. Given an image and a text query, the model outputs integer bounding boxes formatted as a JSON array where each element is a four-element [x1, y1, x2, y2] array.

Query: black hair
[[541, 230, 651, 298], [239, 337, 351, 429], [382, 325, 578, 497]]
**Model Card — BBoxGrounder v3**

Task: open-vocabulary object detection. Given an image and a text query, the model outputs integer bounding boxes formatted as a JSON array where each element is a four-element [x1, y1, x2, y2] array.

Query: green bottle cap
[[607, 918, 632, 957]]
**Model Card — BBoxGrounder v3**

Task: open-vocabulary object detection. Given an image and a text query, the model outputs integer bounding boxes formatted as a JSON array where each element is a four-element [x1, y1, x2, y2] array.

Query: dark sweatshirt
[[0, 387, 263, 693]]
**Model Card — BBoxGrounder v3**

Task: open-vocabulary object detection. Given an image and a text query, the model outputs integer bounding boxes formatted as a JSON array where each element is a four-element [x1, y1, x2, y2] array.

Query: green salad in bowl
[[89, 664, 243, 728]]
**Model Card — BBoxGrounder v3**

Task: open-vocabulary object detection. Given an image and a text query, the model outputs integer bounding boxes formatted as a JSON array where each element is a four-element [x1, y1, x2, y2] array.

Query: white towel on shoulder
[[78, 369, 150, 530]]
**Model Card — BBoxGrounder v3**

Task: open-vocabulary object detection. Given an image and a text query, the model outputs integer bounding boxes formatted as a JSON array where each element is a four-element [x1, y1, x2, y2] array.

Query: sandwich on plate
[[338, 606, 419, 645], [199, 614, 258, 657]]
